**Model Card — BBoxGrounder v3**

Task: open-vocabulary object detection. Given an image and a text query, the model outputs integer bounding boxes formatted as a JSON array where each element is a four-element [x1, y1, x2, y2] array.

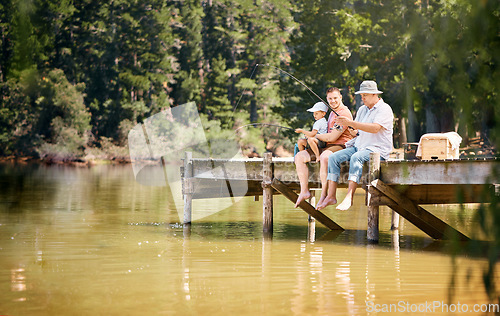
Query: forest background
[[1, 0, 498, 160], [1, 0, 499, 303]]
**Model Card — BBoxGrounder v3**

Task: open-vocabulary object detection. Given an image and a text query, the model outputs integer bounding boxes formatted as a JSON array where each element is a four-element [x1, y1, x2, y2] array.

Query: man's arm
[[336, 116, 383, 134], [315, 128, 344, 143], [350, 121, 383, 133]]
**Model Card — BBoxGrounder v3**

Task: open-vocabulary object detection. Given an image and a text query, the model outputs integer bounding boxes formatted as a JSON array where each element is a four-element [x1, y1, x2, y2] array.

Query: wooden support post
[[367, 152, 380, 243], [308, 194, 316, 222], [308, 220, 316, 243], [391, 211, 400, 230], [262, 152, 273, 233], [371, 179, 470, 241], [183, 151, 193, 224], [307, 194, 316, 242], [271, 179, 344, 230]]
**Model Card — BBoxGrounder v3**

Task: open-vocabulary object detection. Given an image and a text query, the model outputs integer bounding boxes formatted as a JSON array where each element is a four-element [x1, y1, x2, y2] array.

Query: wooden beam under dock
[[271, 178, 343, 231], [371, 179, 470, 241]]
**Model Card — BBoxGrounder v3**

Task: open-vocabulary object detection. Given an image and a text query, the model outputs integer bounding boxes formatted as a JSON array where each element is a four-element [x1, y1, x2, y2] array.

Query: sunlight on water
[[0, 163, 497, 315]]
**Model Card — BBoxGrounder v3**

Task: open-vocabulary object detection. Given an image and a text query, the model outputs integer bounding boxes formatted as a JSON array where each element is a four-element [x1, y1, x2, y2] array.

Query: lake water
[[0, 162, 497, 315]]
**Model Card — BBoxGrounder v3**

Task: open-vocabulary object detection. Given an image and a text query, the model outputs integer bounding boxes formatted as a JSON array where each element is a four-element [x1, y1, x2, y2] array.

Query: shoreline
[[1, 143, 495, 168], [0, 155, 131, 167]]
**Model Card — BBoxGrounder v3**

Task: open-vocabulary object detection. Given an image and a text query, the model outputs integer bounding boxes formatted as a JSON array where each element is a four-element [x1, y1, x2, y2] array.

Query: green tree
[[0, 1, 10, 83], [35, 69, 91, 158], [440, 0, 499, 303], [173, 0, 205, 107], [50, 0, 177, 141], [0, 77, 32, 155], [284, 0, 374, 130], [205, 55, 232, 128]]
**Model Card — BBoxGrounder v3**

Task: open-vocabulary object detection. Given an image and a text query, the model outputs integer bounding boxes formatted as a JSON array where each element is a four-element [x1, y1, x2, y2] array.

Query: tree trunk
[[250, 99, 257, 123], [399, 117, 407, 146], [425, 105, 439, 133]]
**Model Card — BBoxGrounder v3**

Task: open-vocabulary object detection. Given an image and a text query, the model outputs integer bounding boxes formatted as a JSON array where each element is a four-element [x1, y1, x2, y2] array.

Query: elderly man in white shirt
[[316, 80, 394, 211]]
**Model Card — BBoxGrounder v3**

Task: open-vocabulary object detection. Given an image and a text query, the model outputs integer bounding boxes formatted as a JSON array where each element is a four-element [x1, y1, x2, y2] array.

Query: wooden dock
[[181, 151, 499, 242]]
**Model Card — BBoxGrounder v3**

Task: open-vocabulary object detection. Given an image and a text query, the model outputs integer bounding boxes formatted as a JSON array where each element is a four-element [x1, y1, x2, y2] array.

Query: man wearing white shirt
[[316, 80, 394, 211]]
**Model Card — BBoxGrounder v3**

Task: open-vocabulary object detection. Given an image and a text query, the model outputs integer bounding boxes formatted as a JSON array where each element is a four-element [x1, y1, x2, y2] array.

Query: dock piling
[[367, 152, 381, 243], [391, 211, 400, 230], [308, 194, 316, 222], [183, 151, 193, 224], [262, 152, 273, 233], [307, 194, 316, 242]]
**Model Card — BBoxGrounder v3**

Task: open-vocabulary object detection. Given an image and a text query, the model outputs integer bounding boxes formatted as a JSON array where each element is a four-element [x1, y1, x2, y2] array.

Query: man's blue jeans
[[326, 147, 373, 183]]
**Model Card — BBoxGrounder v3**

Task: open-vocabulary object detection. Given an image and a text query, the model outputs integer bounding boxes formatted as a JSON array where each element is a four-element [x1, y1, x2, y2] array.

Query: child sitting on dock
[[295, 102, 329, 162]]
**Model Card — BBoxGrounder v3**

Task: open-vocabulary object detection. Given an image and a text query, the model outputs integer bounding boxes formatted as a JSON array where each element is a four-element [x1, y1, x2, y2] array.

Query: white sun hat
[[355, 80, 383, 94], [306, 102, 328, 112]]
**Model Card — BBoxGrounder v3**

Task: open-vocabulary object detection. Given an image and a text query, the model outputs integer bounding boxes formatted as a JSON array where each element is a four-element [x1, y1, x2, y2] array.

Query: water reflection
[[11, 267, 26, 301], [392, 230, 402, 291], [336, 261, 354, 314], [0, 163, 496, 315]]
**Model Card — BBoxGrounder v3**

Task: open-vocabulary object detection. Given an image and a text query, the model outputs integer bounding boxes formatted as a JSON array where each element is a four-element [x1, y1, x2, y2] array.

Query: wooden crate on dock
[[420, 136, 459, 160]]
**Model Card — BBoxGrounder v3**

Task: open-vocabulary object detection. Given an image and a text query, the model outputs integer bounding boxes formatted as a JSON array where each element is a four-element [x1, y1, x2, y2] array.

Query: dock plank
[[380, 159, 498, 185], [189, 158, 498, 186]]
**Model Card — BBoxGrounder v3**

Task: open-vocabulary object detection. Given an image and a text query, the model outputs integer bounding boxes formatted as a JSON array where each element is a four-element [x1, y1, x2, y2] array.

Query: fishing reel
[[332, 123, 343, 131]]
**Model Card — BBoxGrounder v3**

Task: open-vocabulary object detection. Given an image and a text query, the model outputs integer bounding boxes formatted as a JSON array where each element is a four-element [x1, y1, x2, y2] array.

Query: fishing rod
[[257, 64, 357, 133], [256, 64, 341, 116], [233, 63, 339, 115], [233, 63, 356, 133], [235, 123, 296, 132]]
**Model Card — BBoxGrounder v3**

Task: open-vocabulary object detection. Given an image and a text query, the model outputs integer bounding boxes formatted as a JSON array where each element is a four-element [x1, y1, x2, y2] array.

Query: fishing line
[[232, 64, 259, 113], [231, 63, 356, 134], [256, 64, 341, 116], [233, 63, 336, 114], [258, 64, 357, 133]]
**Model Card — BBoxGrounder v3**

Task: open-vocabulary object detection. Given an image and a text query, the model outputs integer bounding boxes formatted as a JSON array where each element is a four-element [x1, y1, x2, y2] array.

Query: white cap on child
[[307, 102, 328, 112]]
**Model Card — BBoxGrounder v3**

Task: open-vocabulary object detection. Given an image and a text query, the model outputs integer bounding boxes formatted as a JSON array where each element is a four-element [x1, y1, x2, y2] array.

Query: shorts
[[305, 139, 326, 150], [306, 143, 345, 161]]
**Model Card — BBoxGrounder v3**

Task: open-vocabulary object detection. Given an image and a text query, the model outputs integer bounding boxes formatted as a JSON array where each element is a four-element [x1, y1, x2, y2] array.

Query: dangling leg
[[336, 180, 357, 211], [336, 149, 371, 211], [316, 147, 355, 210], [294, 150, 312, 207], [317, 180, 338, 210], [316, 145, 343, 208], [307, 138, 320, 162], [297, 138, 307, 151]]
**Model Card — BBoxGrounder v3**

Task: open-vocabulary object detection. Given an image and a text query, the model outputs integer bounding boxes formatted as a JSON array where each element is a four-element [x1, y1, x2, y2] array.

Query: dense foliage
[[2, 0, 498, 158], [0, 0, 297, 157]]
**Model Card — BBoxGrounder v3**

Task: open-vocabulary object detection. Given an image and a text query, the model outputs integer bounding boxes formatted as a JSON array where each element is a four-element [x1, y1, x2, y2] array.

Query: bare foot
[[295, 191, 311, 208], [316, 197, 337, 210], [315, 195, 326, 209], [336, 196, 353, 211]]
